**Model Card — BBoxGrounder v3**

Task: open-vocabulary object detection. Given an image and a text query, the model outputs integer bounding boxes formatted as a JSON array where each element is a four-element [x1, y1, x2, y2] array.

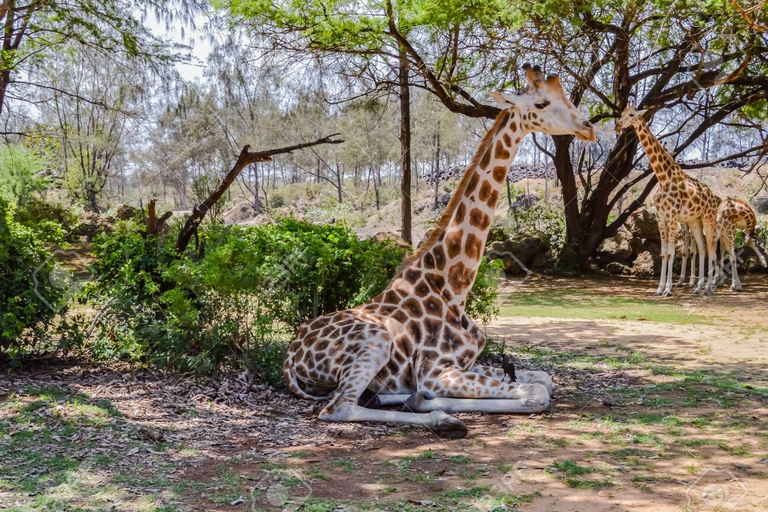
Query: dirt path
[[2, 276, 768, 511]]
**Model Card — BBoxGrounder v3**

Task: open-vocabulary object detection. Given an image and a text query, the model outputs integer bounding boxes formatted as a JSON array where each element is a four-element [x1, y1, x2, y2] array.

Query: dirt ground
[[2, 275, 767, 511]]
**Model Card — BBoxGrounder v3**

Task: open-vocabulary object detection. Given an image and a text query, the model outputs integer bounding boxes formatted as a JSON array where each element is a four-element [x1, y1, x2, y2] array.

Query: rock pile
[[595, 209, 661, 276]]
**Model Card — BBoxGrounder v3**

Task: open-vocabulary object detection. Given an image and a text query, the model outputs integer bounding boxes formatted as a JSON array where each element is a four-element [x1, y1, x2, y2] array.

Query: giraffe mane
[[398, 110, 508, 269]]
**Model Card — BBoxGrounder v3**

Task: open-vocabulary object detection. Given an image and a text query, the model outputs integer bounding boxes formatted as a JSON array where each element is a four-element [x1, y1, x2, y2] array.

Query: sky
[[144, 11, 214, 82]]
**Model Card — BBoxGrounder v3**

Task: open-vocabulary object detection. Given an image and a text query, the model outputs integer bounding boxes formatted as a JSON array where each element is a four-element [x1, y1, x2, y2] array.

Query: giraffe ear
[[490, 91, 516, 109]]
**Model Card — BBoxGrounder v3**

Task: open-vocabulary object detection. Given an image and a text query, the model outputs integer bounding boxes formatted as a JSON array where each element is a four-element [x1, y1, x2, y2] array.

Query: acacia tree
[[39, 47, 150, 212], [225, 0, 768, 267], [0, 0, 200, 124], [222, 0, 424, 243]]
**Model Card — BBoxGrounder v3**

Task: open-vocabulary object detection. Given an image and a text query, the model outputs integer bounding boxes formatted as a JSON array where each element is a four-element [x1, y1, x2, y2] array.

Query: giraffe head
[[489, 63, 595, 142], [615, 104, 648, 132]]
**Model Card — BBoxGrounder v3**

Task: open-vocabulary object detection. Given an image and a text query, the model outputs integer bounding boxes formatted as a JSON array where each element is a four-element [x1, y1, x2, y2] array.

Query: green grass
[[498, 289, 709, 324]]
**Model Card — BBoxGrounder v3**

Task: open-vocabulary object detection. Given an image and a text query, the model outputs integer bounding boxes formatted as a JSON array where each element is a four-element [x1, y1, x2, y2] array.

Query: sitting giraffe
[[283, 64, 595, 438], [616, 105, 721, 296], [715, 197, 766, 291]]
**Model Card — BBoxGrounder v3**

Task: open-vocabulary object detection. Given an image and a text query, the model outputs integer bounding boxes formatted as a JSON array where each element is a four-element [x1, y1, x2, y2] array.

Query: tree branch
[[175, 134, 344, 253]]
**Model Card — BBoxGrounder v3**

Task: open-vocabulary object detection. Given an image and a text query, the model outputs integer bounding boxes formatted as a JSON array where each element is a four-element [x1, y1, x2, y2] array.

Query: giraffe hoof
[[662, 291, 672, 297], [429, 411, 468, 439], [731, 285, 743, 292], [653, 291, 662, 296]]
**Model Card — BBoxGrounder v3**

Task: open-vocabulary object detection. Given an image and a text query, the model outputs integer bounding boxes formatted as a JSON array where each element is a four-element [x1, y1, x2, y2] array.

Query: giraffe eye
[[534, 101, 550, 109]]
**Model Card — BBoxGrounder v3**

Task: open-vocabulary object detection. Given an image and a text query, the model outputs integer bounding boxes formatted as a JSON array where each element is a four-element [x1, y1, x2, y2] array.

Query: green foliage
[[508, 203, 566, 251], [86, 218, 404, 377], [465, 257, 501, 324], [0, 199, 66, 356], [0, 145, 49, 206], [13, 199, 79, 244], [87, 216, 501, 380]]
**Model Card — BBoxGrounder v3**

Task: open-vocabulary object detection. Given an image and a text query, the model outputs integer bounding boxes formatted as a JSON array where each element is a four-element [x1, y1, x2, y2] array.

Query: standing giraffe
[[616, 105, 721, 296], [676, 223, 699, 288], [283, 64, 595, 438], [715, 197, 766, 291]]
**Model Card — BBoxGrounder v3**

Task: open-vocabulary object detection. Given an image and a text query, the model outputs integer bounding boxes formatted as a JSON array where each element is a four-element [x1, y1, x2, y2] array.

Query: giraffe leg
[[727, 234, 742, 292], [704, 218, 718, 296], [471, 364, 553, 396], [747, 238, 767, 267], [689, 220, 707, 294], [656, 216, 669, 296], [716, 224, 728, 287], [688, 232, 698, 288], [317, 332, 467, 438], [677, 236, 689, 288], [662, 222, 678, 296], [406, 368, 550, 414]]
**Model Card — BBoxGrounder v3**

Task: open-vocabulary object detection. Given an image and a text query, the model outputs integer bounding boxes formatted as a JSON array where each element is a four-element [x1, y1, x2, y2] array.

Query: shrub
[[0, 199, 66, 357], [0, 145, 49, 206], [508, 202, 566, 251], [87, 218, 409, 378], [14, 199, 79, 244], [87, 217, 500, 380]]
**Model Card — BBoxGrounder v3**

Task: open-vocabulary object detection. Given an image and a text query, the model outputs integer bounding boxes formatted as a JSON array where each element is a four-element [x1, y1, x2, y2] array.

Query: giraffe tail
[[283, 362, 333, 401]]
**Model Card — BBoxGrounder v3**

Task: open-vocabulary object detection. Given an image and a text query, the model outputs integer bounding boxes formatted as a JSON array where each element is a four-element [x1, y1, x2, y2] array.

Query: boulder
[[115, 204, 138, 220], [753, 196, 768, 214], [76, 212, 115, 241], [223, 202, 259, 224], [486, 236, 548, 276], [531, 251, 554, 270], [625, 209, 660, 241], [605, 261, 630, 275], [440, 193, 451, 206], [371, 231, 413, 251], [632, 239, 662, 277], [597, 229, 634, 263]]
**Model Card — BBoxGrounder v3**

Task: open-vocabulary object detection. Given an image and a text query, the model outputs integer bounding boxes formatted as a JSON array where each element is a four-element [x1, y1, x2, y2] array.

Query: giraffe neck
[[395, 110, 524, 308], [634, 119, 684, 187]]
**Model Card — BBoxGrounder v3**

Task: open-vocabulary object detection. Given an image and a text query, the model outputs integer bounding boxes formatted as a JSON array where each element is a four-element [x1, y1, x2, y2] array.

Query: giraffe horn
[[523, 62, 543, 90]]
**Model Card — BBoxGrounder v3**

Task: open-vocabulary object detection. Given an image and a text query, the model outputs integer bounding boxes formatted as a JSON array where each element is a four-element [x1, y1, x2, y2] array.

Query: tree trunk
[[433, 128, 440, 210], [253, 163, 260, 213], [398, 44, 412, 244]]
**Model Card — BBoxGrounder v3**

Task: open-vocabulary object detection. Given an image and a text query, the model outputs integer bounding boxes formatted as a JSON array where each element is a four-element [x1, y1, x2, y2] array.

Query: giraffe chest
[[367, 295, 483, 394]]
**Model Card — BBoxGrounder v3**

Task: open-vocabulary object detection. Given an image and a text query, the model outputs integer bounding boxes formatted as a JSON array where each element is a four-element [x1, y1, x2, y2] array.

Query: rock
[[510, 193, 540, 210], [743, 253, 768, 274], [531, 251, 554, 270], [597, 229, 634, 263], [753, 196, 768, 214], [625, 209, 660, 241], [440, 193, 451, 206], [223, 202, 259, 224], [76, 212, 115, 241], [605, 261, 629, 275], [370, 231, 412, 251], [115, 204, 138, 220], [632, 243, 662, 277], [486, 237, 548, 276]]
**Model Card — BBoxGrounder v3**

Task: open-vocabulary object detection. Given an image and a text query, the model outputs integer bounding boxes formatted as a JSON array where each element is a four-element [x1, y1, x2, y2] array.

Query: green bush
[[87, 217, 500, 380], [14, 199, 79, 244], [508, 202, 566, 251], [0, 145, 49, 206], [0, 199, 66, 357]]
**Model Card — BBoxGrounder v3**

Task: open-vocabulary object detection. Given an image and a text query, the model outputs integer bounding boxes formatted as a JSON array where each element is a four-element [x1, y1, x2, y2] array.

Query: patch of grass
[[551, 459, 592, 476], [443, 486, 491, 499], [497, 289, 708, 324], [565, 478, 614, 490], [329, 457, 355, 472], [307, 469, 330, 481], [447, 455, 472, 465]]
